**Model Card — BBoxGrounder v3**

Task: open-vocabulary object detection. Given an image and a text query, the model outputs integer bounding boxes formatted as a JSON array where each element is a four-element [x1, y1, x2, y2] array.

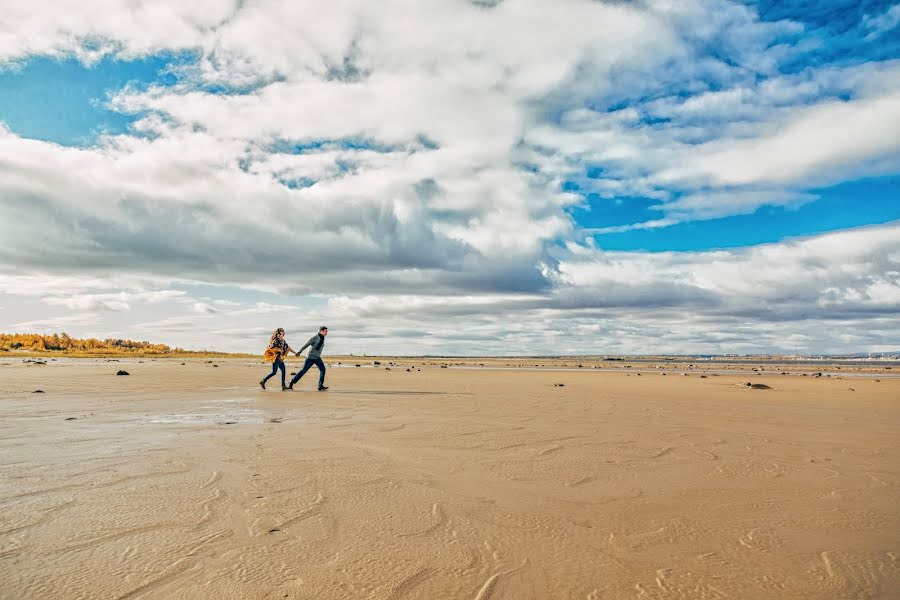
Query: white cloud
[[0, 1, 898, 354], [863, 3, 900, 40], [654, 92, 900, 188], [12, 313, 102, 331], [41, 290, 187, 312], [3, 222, 896, 354]]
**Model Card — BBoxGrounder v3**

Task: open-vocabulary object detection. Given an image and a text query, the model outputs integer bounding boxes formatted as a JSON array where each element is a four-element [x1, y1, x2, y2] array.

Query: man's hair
[[319, 326, 328, 331]]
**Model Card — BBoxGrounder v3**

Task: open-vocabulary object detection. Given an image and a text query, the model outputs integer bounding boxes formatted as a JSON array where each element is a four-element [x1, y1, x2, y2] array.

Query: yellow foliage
[[1, 332, 174, 355]]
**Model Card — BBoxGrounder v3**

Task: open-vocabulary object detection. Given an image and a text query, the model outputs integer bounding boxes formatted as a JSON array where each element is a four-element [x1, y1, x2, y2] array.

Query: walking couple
[[260, 326, 329, 391]]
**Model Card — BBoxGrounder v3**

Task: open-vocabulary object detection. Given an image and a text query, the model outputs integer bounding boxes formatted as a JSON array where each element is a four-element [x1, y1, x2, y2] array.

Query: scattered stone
[[441, 365, 448, 368], [268, 418, 283, 423], [373, 361, 381, 365], [64, 417, 77, 421], [553, 383, 565, 387], [848, 388, 855, 391], [355, 364, 361, 367], [700, 375, 707, 379], [385, 367, 391, 370], [181, 362, 186, 365], [749, 383, 772, 389], [269, 528, 283, 533], [875, 379, 881, 382], [406, 368, 411, 372], [222, 421, 237, 425], [637, 373, 642, 376], [116, 370, 129, 376], [213, 364, 219, 368], [33, 389, 45, 393]]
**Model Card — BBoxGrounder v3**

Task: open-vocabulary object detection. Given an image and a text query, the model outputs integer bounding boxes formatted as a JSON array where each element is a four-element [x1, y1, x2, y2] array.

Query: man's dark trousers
[[290, 357, 326, 388]]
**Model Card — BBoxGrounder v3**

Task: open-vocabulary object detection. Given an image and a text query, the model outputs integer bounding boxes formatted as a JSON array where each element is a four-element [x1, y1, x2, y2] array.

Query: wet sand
[[1, 358, 898, 599]]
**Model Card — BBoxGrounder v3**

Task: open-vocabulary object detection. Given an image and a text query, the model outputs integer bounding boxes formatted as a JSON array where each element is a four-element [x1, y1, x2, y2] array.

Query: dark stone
[[116, 370, 129, 376], [749, 384, 772, 389], [64, 417, 77, 421], [33, 390, 45, 393]]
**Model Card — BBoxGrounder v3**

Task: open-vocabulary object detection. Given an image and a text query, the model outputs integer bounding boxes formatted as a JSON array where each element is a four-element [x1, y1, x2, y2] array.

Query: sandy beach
[[1, 358, 898, 599]]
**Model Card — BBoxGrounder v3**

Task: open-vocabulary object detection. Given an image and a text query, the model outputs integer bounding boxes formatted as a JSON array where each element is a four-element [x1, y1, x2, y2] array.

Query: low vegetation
[[0, 333, 247, 358]]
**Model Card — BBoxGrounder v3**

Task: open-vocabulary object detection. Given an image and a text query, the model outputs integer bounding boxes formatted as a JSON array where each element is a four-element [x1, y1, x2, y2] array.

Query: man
[[289, 326, 329, 391]]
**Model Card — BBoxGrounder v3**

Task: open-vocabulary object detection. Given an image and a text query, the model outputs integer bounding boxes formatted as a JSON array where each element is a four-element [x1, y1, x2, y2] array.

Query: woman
[[260, 328, 295, 390]]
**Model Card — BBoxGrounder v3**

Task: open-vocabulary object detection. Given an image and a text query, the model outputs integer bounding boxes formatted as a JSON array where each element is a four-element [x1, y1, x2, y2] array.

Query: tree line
[[1, 333, 176, 354]]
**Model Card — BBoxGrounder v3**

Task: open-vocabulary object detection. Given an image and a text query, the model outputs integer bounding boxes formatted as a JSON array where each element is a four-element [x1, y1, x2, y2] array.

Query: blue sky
[[0, 0, 898, 354], [573, 175, 900, 251], [0, 54, 183, 145]]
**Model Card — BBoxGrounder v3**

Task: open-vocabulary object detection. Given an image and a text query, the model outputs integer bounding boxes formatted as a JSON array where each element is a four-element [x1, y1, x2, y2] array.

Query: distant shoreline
[[5, 352, 897, 375]]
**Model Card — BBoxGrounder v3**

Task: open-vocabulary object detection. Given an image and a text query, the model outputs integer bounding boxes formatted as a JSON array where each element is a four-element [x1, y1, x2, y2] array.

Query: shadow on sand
[[313, 389, 471, 396]]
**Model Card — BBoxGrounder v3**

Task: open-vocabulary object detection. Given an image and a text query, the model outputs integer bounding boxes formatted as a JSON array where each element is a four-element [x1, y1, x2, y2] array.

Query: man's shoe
[[259, 380, 266, 390], [318, 386, 329, 391], [287, 383, 294, 390], [282, 385, 289, 391]]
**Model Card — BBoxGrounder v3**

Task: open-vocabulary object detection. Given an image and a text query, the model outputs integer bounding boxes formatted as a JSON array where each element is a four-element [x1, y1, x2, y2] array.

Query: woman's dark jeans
[[262, 358, 286, 386], [290, 358, 326, 388]]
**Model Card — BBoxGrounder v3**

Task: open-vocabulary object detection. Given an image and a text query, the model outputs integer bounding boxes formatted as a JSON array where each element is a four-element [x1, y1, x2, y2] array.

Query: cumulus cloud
[[0, 0, 898, 353]]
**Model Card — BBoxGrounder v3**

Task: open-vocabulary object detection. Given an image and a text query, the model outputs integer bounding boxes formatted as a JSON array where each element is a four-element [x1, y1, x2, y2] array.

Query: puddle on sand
[[145, 397, 266, 425]]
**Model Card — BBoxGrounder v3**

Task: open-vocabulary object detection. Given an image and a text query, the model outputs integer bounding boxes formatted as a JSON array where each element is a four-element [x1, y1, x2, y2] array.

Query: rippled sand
[[1, 359, 898, 599]]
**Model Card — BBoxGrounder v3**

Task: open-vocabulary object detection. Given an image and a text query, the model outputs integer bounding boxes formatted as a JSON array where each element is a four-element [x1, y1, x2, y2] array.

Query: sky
[[0, 0, 898, 356]]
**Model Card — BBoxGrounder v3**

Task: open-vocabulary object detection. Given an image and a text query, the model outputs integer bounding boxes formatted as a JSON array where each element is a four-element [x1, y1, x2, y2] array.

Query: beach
[[1, 358, 898, 599]]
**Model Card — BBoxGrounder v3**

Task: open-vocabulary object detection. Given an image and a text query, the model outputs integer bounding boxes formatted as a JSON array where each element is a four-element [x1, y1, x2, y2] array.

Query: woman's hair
[[271, 328, 285, 344]]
